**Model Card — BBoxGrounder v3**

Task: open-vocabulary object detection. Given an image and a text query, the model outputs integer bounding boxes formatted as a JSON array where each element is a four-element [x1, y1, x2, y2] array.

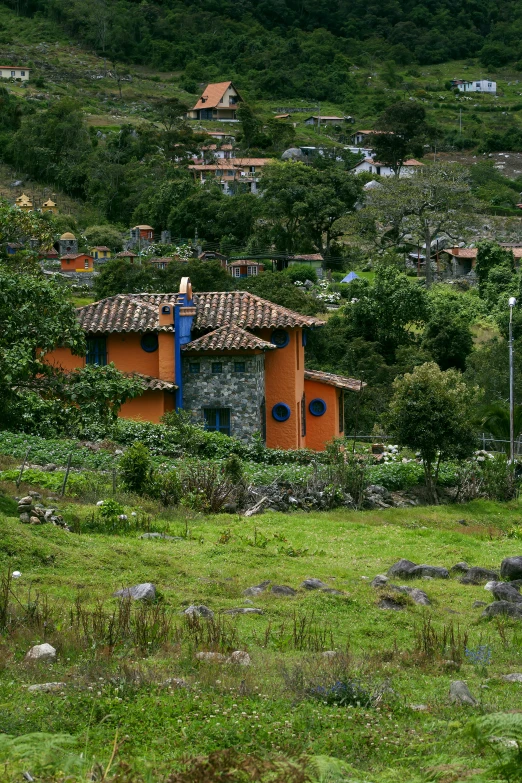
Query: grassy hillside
[[2, 473, 522, 780]]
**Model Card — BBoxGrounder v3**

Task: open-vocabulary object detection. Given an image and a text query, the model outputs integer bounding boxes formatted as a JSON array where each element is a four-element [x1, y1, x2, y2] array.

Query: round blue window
[[140, 333, 159, 352], [272, 402, 291, 422], [309, 398, 327, 416], [271, 329, 290, 348]]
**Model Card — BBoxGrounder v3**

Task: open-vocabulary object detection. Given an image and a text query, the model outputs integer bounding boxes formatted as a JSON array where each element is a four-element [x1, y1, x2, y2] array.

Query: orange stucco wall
[[158, 332, 175, 381], [60, 255, 93, 272], [304, 380, 342, 451], [120, 390, 173, 423], [105, 334, 160, 376], [45, 346, 85, 372], [263, 327, 305, 450]]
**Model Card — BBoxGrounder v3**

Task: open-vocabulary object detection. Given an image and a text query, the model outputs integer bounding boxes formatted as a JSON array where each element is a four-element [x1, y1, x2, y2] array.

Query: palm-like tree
[[479, 401, 522, 454]]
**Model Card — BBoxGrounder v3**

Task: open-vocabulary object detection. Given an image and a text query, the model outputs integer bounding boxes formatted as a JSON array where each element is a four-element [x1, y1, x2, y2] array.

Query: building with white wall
[[452, 79, 496, 94], [0, 66, 30, 80]]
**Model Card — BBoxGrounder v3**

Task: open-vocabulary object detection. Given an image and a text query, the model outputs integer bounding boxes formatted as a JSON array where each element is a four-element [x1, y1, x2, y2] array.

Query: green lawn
[[2, 490, 522, 781]]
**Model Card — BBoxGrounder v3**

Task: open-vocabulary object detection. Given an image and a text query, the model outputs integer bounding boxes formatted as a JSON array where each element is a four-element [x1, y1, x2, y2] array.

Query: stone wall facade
[[182, 354, 266, 441]]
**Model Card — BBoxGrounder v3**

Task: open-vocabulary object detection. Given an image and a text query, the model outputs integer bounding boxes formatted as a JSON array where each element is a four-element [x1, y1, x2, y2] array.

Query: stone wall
[[182, 354, 265, 441]]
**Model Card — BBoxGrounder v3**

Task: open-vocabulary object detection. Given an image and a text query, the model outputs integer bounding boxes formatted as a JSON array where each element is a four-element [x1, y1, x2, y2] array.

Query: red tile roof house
[[187, 81, 243, 121], [45, 278, 364, 451]]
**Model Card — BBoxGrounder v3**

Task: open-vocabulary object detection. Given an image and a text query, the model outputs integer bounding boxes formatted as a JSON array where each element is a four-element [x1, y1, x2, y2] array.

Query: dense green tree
[[239, 271, 319, 315], [475, 241, 514, 295], [258, 162, 361, 255], [386, 362, 478, 501], [84, 225, 124, 252], [422, 287, 474, 370], [372, 101, 429, 175]]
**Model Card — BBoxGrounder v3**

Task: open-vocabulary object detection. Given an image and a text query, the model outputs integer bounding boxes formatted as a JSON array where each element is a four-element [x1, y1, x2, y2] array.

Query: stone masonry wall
[[182, 354, 266, 441]]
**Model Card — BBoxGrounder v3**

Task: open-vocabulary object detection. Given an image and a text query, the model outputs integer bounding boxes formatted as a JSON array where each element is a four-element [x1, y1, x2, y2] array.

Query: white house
[[452, 79, 496, 94], [0, 66, 30, 81], [351, 158, 424, 177]]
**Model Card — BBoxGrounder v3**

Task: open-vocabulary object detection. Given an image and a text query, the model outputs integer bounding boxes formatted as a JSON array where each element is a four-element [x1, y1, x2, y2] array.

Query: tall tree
[[363, 163, 477, 287], [372, 101, 429, 175]]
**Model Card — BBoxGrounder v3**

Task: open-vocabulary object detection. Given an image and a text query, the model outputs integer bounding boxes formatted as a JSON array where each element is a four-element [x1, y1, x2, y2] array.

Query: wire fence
[[350, 433, 518, 454]]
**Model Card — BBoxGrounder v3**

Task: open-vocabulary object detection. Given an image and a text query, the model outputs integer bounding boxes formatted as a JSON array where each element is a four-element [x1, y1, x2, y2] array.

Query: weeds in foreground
[[165, 749, 311, 783], [413, 615, 469, 664]]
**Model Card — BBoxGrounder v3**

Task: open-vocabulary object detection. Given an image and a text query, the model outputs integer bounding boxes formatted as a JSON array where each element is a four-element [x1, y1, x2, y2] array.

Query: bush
[[282, 266, 318, 284], [119, 442, 155, 495]]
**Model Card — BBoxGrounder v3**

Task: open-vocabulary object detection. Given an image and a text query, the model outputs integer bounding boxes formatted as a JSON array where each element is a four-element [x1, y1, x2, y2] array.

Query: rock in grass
[[460, 567, 499, 585], [371, 574, 388, 588], [243, 580, 271, 597], [483, 601, 522, 619], [195, 651, 227, 663], [500, 556, 522, 581], [491, 582, 522, 604], [271, 585, 296, 596], [502, 673, 522, 682], [398, 586, 431, 606], [139, 532, 182, 541], [411, 565, 449, 579], [223, 607, 263, 615], [484, 581, 500, 592], [387, 559, 418, 579], [27, 682, 66, 692], [473, 601, 487, 608], [379, 596, 406, 611], [450, 562, 470, 575], [227, 651, 251, 666], [302, 578, 329, 590], [114, 583, 156, 601], [24, 643, 56, 663], [450, 681, 477, 706], [184, 605, 214, 619]]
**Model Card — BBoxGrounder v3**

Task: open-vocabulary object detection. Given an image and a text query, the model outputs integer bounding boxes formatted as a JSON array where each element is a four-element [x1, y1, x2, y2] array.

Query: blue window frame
[[271, 329, 290, 348], [234, 361, 246, 373], [189, 363, 200, 374], [140, 333, 158, 352], [309, 398, 327, 416], [86, 337, 107, 366], [204, 408, 231, 435], [272, 402, 291, 422], [212, 363, 222, 374]]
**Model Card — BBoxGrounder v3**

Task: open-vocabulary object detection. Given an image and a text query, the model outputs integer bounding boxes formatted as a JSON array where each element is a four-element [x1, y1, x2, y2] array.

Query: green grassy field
[[2, 479, 522, 782]]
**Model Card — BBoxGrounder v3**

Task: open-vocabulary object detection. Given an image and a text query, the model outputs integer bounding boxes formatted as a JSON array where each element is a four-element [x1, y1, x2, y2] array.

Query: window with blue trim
[[204, 408, 231, 435], [234, 361, 246, 373], [272, 402, 291, 422], [309, 398, 327, 416], [212, 363, 222, 374], [271, 329, 290, 348], [140, 333, 158, 352], [189, 363, 200, 374], [86, 337, 107, 366]]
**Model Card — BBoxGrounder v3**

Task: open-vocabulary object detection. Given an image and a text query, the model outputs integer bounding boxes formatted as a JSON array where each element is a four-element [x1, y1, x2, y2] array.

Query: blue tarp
[[340, 271, 359, 283]]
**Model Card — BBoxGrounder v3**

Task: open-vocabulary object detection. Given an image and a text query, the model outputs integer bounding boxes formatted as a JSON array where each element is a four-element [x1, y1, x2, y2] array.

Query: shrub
[[119, 442, 155, 495], [178, 461, 235, 513], [224, 453, 244, 484]]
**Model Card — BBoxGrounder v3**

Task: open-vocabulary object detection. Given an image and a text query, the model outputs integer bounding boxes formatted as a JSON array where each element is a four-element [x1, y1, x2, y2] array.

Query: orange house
[[60, 254, 94, 272], [45, 279, 364, 450]]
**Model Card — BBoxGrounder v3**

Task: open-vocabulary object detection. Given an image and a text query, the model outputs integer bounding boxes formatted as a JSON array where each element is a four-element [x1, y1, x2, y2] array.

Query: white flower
[[12, 571, 21, 579]]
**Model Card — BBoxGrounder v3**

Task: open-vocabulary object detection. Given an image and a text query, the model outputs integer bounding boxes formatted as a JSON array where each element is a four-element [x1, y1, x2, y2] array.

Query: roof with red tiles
[[304, 369, 366, 392], [445, 248, 477, 258], [182, 324, 276, 353], [192, 81, 241, 110], [76, 292, 325, 335]]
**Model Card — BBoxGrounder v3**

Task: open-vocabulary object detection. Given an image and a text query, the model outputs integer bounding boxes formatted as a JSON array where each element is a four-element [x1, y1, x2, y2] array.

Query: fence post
[[60, 453, 73, 497], [16, 446, 31, 488]]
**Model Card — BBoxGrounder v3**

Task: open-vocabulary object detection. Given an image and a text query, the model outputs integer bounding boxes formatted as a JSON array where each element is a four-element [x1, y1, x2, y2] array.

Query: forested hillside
[[4, 0, 522, 99]]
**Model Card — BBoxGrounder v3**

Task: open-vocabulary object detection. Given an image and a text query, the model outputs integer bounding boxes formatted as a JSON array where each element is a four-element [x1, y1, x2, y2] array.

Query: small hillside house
[[58, 232, 78, 256], [44, 279, 364, 450], [60, 253, 94, 273], [189, 158, 271, 194], [351, 158, 423, 177], [272, 253, 324, 273], [91, 246, 111, 261], [15, 193, 32, 212], [227, 260, 264, 278], [304, 115, 353, 126], [350, 130, 392, 146], [42, 199, 58, 214], [452, 79, 496, 94], [116, 250, 138, 263], [0, 66, 29, 80], [188, 81, 242, 121], [198, 251, 228, 268]]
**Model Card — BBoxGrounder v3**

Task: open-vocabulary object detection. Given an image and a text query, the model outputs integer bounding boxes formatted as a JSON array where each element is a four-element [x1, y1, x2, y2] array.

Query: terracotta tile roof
[[289, 253, 324, 262], [92, 245, 111, 251], [61, 253, 92, 260], [182, 325, 276, 352], [134, 374, 177, 391], [304, 369, 365, 392], [77, 292, 325, 335], [193, 81, 238, 110], [116, 250, 137, 258], [227, 259, 263, 267], [445, 247, 477, 258], [403, 159, 424, 166]]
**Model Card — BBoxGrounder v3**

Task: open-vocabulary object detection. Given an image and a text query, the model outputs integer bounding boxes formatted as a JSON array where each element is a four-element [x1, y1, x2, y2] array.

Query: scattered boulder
[[243, 581, 271, 597], [484, 581, 500, 592], [473, 601, 487, 608], [483, 601, 522, 619], [500, 556, 522, 581], [227, 651, 251, 666], [321, 588, 344, 595], [222, 607, 263, 615], [114, 583, 156, 601], [184, 605, 214, 619], [450, 562, 470, 575], [371, 574, 388, 588], [411, 565, 449, 579], [491, 582, 522, 604], [302, 578, 329, 590], [398, 586, 431, 606], [460, 567, 499, 585], [379, 596, 406, 610], [502, 673, 522, 683], [271, 585, 296, 596], [195, 652, 227, 663], [450, 681, 477, 706], [387, 559, 418, 579], [25, 643, 56, 663], [139, 532, 182, 540], [27, 682, 66, 693]]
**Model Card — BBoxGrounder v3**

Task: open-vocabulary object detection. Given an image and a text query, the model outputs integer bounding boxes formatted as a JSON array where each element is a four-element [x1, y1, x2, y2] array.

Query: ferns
[[469, 713, 522, 782], [0, 732, 84, 777]]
